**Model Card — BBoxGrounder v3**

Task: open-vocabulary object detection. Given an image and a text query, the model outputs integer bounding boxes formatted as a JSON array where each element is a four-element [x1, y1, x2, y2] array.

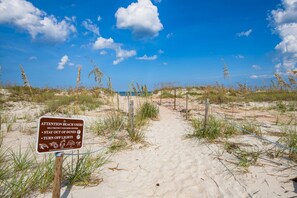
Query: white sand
[[37, 103, 297, 197]]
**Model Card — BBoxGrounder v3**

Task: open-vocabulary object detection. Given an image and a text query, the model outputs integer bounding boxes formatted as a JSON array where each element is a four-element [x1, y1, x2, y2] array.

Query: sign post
[[36, 116, 84, 198], [52, 152, 63, 198]]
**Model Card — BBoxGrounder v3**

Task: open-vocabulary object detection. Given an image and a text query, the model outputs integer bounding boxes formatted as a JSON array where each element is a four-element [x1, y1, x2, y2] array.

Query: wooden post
[[129, 100, 134, 133], [186, 93, 189, 120], [127, 92, 130, 112], [159, 90, 162, 105], [174, 89, 177, 110], [52, 152, 63, 198], [117, 93, 120, 111], [204, 99, 210, 131]]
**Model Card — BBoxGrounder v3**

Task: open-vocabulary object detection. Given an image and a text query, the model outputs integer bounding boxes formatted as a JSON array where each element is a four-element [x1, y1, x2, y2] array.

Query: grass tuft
[[189, 116, 239, 140], [64, 154, 106, 185]]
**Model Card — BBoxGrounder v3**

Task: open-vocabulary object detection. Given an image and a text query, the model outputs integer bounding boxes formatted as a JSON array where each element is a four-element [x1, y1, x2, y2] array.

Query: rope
[[63, 117, 126, 156], [211, 106, 297, 153]]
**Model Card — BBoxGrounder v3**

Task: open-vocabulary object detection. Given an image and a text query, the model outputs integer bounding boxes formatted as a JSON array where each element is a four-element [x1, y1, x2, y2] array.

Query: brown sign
[[36, 116, 84, 153]]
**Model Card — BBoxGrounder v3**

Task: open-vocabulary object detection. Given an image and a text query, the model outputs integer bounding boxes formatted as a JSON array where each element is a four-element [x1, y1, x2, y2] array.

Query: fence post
[[186, 93, 189, 120], [204, 98, 210, 131], [52, 152, 63, 198], [117, 93, 120, 111], [129, 100, 134, 133], [174, 89, 177, 110], [127, 92, 130, 112], [159, 90, 162, 105]]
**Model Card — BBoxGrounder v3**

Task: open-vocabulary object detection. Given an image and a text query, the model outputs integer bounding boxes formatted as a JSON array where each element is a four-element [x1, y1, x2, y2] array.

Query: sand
[[36, 102, 297, 197], [1, 93, 296, 197]]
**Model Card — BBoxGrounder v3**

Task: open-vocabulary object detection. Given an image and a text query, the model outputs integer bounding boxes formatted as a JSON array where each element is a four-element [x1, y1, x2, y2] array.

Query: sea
[[118, 91, 152, 96]]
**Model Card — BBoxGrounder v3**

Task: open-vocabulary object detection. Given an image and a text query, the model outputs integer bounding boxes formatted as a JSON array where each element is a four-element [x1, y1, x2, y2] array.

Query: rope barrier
[[63, 117, 126, 156], [210, 105, 297, 153]]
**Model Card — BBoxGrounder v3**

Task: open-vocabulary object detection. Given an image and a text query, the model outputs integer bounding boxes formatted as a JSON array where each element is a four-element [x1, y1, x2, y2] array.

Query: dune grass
[[0, 146, 107, 197], [127, 102, 159, 142], [281, 126, 297, 156], [189, 116, 239, 140], [64, 154, 107, 186], [91, 111, 125, 136]]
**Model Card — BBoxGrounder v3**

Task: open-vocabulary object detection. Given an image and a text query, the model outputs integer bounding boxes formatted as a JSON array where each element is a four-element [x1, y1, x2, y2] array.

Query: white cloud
[[250, 74, 273, 79], [236, 29, 252, 37], [251, 65, 261, 70], [113, 48, 137, 65], [163, 62, 168, 65], [270, 0, 297, 73], [0, 0, 76, 42], [57, 55, 69, 70], [68, 62, 75, 66], [234, 54, 245, 59], [166, 33, 173, 39], [97, 16, 102, 22], [93, 37, 136, 64], [115, 0, 163, 38], [100, 50, 107, 55], [93, 37, 117, 49], [158, 49, 164, 54], [154, 0, 162, 3], [29, 56, 37, 60], [81, 19, 100, 36], [136, 54, 157, 60]]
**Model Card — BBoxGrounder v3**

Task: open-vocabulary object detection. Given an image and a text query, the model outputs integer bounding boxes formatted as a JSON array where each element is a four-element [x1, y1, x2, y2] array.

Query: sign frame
[[36, 116, 85, 154]]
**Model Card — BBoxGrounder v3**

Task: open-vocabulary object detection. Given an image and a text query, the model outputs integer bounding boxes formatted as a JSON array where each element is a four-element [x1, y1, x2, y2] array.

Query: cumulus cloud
[[29, 56, 37, 60], [158, 49, 164, 54], [270, 0, 297, 73], [115, 0, 163, 38], [97, 16, 102, 22], [234, 54, 245, 59], [250, 74, 273, 79], [82, 19, 100, 36], [0, 0, 76, 42], [166, 33, 173, 39], [136, 54, 157, 60], [100, 50, 107, 55], [251, 65, 262, 70], [57, 55, 69, 70], [236, 29, 252, 37], [93, 37, 136, 64]]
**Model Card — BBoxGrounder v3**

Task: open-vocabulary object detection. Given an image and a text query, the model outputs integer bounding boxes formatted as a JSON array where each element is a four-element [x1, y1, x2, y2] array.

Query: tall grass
[[64, 154, 106, 185], [242, 121, 262, 136], [91, 111, 125, 136], [9, 147, 34, 171], [189, 116, 239, 140], [281, 126, 297, 155], [127, 102, 159, 142]]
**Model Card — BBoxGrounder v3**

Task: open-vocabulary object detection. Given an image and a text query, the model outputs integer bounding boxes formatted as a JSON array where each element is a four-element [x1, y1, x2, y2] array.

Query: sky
[[0, 0, 297, 90]]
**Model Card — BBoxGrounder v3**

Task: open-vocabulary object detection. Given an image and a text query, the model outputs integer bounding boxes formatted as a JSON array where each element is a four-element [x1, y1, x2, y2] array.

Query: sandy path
[[52, 106, 250, 198]]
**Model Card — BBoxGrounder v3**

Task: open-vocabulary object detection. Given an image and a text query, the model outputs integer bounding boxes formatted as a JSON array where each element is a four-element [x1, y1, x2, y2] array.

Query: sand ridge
[[43, 105, 254, 198]]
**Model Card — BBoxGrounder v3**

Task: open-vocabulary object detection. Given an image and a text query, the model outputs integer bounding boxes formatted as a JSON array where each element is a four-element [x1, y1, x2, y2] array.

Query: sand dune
[[38, 103, 297, 197]]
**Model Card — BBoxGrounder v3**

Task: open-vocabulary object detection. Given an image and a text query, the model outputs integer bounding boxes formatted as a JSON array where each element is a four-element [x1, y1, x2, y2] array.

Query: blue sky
[[0, 0, 297, 90]]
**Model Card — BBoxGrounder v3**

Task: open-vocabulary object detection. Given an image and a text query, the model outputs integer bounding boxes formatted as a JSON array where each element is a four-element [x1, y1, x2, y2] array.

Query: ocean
[[118, 91, 152, 96]]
